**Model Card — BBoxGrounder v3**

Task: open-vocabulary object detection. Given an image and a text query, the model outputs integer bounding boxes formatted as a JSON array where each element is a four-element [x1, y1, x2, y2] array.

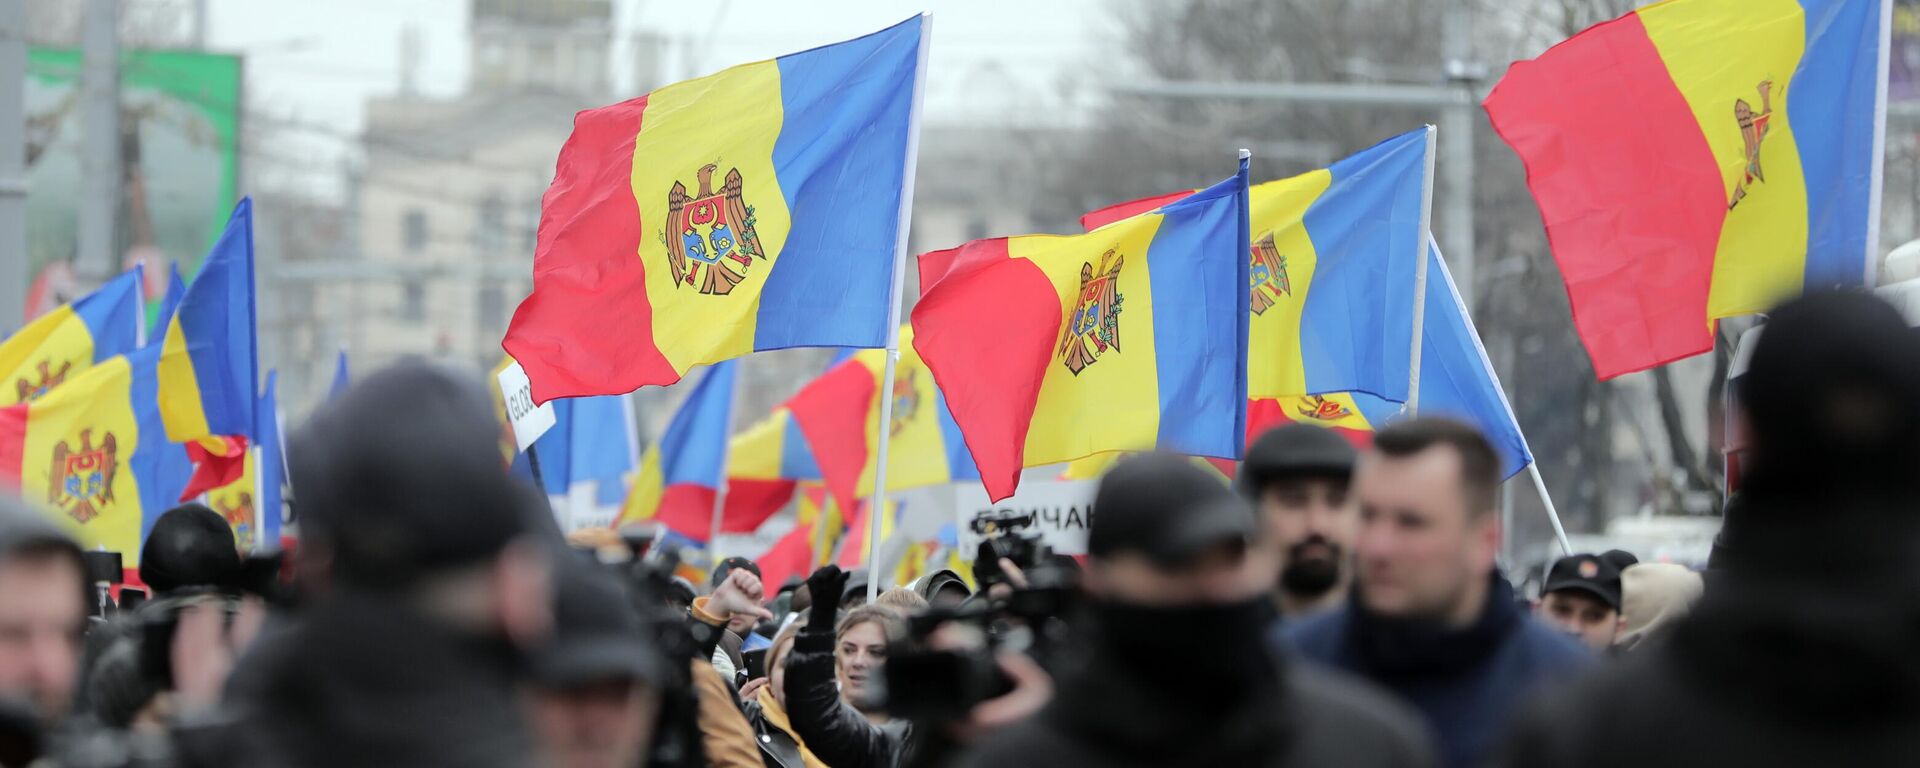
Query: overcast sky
[[210, 0, 1120, 170]]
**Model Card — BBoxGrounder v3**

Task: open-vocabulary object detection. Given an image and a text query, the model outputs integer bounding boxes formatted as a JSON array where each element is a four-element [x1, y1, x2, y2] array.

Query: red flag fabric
[[181, 436, 248, 502]]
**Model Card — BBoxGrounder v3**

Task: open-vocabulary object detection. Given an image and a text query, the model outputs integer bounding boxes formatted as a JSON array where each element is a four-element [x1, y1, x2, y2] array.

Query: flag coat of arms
[[504, 16, 928, 401], [1483, 0, 1885, 378], [914, 161, 1251, 501], [0, 267, 145, 407], [1082, 129, 1432, 402], [0, 344, 187, 565], [785, 326, 980, 510]]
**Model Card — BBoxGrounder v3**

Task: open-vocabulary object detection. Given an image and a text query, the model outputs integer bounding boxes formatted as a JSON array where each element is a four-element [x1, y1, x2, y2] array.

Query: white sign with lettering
[[496, 359, 556, 452], [952, 479, 1099, 557]]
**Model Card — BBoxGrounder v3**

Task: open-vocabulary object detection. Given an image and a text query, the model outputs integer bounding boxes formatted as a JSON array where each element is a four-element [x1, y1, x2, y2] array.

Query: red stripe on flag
[[754, 520, 815, 592], [786, 361, 878, 511], [503, 95, 676, 402], [720, 478, 796, 534], [912, 239, 1061, 501], [1079, 190, 1194, 232], [0, 405, 23, 491], [1482, 13, 1725, 379], [181, 436, 248, 501], [651, 483, 718, 541]]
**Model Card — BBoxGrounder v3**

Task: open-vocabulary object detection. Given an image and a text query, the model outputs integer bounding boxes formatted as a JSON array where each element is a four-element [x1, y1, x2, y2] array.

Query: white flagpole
[[707, 369, 738, 566], [1407, 125, 1438, 414], [1866, 0, 1893, 286], [1529, 463, 1573, 556], [866, 13, 932, 602]]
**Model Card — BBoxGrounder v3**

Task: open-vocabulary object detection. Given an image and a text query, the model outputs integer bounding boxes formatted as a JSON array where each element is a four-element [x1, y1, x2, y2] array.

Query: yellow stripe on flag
[[1639, 0, 1809, 318], [1245, 171, 1335, 399], [1017, 214, 1168, 466], [15, 358, 147, 560], [632, 60, 794, 375], [0, 307, 95, 407], [155, 318, 213, 440]]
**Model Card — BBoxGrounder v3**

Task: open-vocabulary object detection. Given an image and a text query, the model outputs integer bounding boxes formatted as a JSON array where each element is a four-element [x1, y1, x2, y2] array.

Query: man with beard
[[1239, 424, 1360, 618], [959, 453, 1434, 767]]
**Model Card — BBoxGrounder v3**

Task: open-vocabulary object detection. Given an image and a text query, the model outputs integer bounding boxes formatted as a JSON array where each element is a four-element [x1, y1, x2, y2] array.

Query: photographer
[[782, 566, 912, 768]]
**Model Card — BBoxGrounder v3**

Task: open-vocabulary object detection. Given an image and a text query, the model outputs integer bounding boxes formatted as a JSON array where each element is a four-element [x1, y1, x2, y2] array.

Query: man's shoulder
[[1285, 664, 1437, 767], [1274, 605, 1352, 658], [1505, 617, 1597, 673]]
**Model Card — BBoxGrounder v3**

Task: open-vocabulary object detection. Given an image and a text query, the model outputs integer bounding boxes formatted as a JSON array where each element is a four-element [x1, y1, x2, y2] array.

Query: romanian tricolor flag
[[1484, 0, 1886, 378], [619, 362, 736, 539], [785, 326, 979, 510], [157, 198, 258, 441], [1, 267, 145, 407], [503, 16, 929, 401], [914, 160, 1251, 501], [0, 344, 186, 564], [1082, 129, 1433, 402]]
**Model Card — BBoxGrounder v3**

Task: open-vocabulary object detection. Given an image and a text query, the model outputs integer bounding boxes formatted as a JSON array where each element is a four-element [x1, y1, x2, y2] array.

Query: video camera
[[968, 509, 1052, 590], [875, 570, 1077, 723]]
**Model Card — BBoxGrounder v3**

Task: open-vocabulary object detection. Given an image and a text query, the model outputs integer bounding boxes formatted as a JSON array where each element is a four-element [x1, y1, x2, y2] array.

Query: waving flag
[[504, 16, 929, 400], [721, 408, 820, 533], [1484, 0, 1885, 378], [915, 160, 1251, 501], [329, 349, 351, 400], [786, 325, 980, 509], [256, 370, 286, 548], [619, 362, 737, 539], [149, 264, 186, 341], [0, 345, 185, 565], [158, 198, 258, 441], [1083, 129, 1432, 402], [1, 267, 145, 407], [514, 394, 638, 530]]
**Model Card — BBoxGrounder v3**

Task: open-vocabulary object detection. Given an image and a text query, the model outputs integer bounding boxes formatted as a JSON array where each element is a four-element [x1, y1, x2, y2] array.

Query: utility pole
[[78, 0, 121, 283], [1107, 0, 1486, 306], [0, 0, 25, 329]]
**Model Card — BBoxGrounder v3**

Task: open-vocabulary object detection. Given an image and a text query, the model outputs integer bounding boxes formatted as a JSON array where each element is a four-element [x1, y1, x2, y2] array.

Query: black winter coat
[[781, 629, 912, 768]]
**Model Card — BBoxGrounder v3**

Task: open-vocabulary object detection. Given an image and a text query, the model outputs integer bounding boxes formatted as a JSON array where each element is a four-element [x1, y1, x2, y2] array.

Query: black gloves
[[805, 565, 849, 631]]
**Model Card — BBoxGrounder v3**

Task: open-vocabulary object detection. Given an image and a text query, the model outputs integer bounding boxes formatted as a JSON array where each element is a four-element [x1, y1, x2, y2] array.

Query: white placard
[[496, 360, 557, 452], [952, 479, 1098, 557]]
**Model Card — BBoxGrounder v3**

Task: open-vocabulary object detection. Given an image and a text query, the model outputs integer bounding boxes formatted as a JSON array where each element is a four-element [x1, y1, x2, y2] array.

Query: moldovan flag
[[503, 16, 929, 401], [0, 266, 145, 407], [149, 263, 185, 340], [1082, 129, 1432, 402], [619, 362, 737, 539], [914, 160, 1252, 501], [723, 408, 823, 534], [1483, 0, 1885, 378], [785, 326, 980, 510], [158, 198, 258, 441], [0, 344, 186, 565]]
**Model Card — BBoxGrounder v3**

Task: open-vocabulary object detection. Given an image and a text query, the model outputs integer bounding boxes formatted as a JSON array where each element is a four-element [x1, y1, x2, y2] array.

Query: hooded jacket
[[1280, 573, 1590, 768]]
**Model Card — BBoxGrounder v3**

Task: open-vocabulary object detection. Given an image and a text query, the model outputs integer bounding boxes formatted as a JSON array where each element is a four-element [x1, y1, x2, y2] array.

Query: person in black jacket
[[1499, 291, 1920, 767], [782, 565, 912, 768], [960, 453, 1434, 768]]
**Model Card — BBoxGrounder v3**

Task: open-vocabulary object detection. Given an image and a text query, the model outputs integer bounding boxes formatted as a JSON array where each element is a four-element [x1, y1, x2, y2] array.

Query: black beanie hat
[[138, 503, 238, 594]]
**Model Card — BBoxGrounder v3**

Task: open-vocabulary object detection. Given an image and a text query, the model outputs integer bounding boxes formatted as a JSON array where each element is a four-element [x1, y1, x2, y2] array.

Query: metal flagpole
[[1406, 124, 1438, 414], [866, 13, 932, 602], [1529, 463, 1573, 555], [707, 369, 738, 565], [1865, 0, 1893, 286]]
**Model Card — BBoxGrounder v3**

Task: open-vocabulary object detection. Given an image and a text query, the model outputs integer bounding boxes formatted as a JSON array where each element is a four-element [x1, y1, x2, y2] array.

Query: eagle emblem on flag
[[891, 368, 919, 437], [49, 428, 117, 524], [665, 163, 766, 295], [1729, 79, 1774, 210], [1296, 394, 1354, 422], [15, 359, 72, 403], [1059, 249, 1124, 376], [1249, 233, 1291, 316]]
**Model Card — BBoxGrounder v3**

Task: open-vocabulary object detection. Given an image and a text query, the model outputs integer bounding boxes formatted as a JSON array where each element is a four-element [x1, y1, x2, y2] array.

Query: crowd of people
[[0, 289, 1917, 767]]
